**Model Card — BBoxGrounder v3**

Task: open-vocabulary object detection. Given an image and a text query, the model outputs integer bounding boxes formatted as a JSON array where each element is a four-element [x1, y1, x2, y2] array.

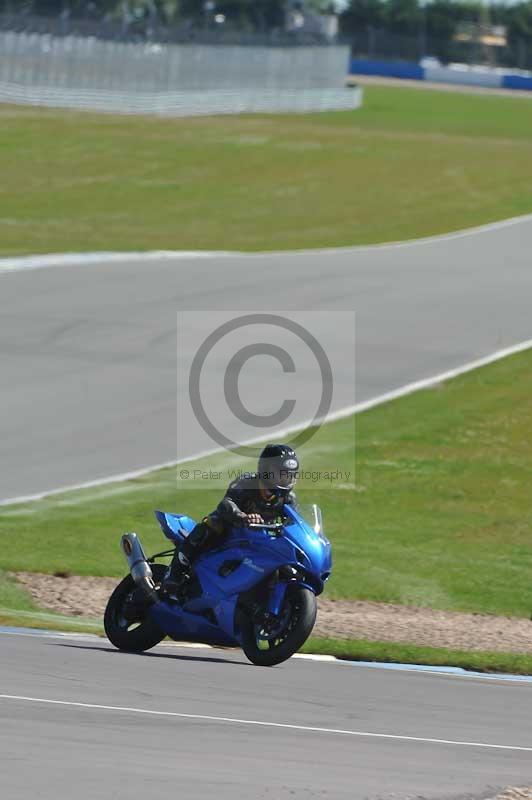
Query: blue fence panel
[[502, 74, 532, 91], [349, 59, 424, 80]]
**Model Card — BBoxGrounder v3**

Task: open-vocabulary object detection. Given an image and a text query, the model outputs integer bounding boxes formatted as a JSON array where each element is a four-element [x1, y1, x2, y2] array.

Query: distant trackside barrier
[[350, 59, 424, 81], [349, 58, 532, 93], [0, 32, 363, 116], [502, 74, 532, 91]]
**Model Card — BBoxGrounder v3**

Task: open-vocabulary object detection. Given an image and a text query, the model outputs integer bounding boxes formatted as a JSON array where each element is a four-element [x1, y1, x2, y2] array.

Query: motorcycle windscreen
[[282, 504, 332, 580]]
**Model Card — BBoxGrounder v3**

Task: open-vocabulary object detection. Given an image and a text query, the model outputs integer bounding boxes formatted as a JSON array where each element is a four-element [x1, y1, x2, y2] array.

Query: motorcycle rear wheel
[[240, 586, 317, 667], [104, 564, 166, 652]]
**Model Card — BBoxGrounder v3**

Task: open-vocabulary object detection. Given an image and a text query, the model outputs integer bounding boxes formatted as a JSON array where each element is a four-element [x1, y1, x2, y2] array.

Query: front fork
[[267, 580, 290, 617], [266, 569, 316, 617], [244, 571, 311, 629]]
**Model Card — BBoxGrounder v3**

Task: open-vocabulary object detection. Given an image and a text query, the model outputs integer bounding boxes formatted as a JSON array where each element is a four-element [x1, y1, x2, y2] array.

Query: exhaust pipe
[[121, 532, 159, 605]]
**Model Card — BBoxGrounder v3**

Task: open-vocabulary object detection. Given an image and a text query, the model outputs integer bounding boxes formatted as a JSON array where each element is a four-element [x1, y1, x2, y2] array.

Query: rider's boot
[[162, 549, 191, 597]]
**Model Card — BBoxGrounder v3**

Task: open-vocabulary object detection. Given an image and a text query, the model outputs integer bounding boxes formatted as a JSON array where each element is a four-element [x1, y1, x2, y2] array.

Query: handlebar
[[247, 522, 283, 532]]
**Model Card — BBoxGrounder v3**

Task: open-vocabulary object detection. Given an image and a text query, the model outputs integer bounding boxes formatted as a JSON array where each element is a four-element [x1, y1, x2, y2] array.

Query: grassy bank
[[301, 638, 532, 675], [0, 606, 102, 634], [1, 86, 532, 255], [1, 348, 532, 620], [0, 570, 37, 614]]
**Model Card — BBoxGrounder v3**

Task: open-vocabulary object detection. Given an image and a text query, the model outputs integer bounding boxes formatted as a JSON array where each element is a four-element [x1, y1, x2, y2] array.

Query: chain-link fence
[[0, 28, 361, 116], [0, 11, 335, 46], [351, 27, 532, 73]]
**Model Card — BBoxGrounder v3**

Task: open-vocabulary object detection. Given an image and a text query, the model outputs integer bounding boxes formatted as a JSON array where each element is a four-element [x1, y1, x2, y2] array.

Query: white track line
[[0, 250, 228, 275], [1, 336, 531, 508], [1, 694, 531, 752], [1, 212, 532, 275]]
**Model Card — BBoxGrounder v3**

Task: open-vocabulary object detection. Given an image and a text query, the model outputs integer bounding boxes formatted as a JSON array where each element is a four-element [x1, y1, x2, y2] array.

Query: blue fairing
[[155, 510, 197, 543], [282, 504, 332, 590], [149, 504, 332, 646]]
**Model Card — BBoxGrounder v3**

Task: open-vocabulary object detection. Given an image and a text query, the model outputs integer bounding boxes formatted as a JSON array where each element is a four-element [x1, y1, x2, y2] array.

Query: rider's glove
[[244, 513, 264, 525]]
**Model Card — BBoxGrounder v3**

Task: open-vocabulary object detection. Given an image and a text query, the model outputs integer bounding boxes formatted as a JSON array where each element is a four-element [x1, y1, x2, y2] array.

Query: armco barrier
[[349, 59, 423, 80], [349, 58, 532, 93], [424, 66, 501, 88]]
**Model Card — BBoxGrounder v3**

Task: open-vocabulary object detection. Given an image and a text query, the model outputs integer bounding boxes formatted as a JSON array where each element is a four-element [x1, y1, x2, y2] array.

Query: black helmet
[[258, 443, 299, 497]]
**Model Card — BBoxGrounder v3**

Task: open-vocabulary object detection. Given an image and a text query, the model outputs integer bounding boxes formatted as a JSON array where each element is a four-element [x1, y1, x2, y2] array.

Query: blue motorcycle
[[104, 503, 332, 666]]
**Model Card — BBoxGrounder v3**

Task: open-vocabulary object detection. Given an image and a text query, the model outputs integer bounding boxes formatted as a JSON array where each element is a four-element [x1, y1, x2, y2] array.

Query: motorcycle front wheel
[[240, 586, 317, 667], [104, 564, 166, 652]]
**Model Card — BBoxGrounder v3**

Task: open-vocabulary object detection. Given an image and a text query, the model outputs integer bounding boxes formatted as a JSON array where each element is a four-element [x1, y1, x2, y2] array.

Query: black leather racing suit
[[181, 472, 297, 562]]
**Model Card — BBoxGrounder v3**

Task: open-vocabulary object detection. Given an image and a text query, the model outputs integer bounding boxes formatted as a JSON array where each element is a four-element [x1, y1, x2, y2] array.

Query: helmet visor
[[260, 466, 297, 494], [276, 469, 297, 490]]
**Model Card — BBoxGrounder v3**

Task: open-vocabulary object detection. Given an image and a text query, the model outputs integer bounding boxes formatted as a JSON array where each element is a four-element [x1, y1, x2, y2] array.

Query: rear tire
[[104, 564, 166, 652], [240, 586, 317, 667]]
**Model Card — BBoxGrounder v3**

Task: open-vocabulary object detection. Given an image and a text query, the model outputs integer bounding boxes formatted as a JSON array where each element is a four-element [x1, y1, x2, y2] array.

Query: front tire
[[240, 586, 317, 667], [104, 564, 166, 652]]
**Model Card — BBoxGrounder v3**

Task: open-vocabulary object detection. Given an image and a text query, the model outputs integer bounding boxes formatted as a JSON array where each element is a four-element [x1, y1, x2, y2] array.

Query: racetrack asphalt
[[1, 217, 532, 502], [1, 630, 532, 799]]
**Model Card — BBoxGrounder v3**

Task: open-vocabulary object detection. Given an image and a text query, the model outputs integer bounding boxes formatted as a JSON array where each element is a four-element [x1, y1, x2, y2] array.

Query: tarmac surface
[[1, 630, 532, 799], [1, 217, 532, 502]]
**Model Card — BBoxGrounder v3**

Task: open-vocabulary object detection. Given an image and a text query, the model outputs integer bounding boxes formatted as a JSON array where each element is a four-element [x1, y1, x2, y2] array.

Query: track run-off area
[[1, 216, 532, 797]]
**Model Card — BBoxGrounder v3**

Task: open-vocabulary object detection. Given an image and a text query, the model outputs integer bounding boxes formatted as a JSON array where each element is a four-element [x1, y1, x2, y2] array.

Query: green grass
[[0, 606, 102, 633], [0, 570, 37, 613], [1, 86, 532, 255], [1, 348, 532, 621]]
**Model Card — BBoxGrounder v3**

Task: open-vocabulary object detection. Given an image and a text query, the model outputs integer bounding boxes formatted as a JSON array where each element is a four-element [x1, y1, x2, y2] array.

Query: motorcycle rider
[[163, 443, 299, 594]]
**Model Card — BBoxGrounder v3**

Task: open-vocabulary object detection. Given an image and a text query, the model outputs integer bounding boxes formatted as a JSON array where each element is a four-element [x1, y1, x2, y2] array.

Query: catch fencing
[[0, 31, 361, 116], [350, 27, 532, 74]]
